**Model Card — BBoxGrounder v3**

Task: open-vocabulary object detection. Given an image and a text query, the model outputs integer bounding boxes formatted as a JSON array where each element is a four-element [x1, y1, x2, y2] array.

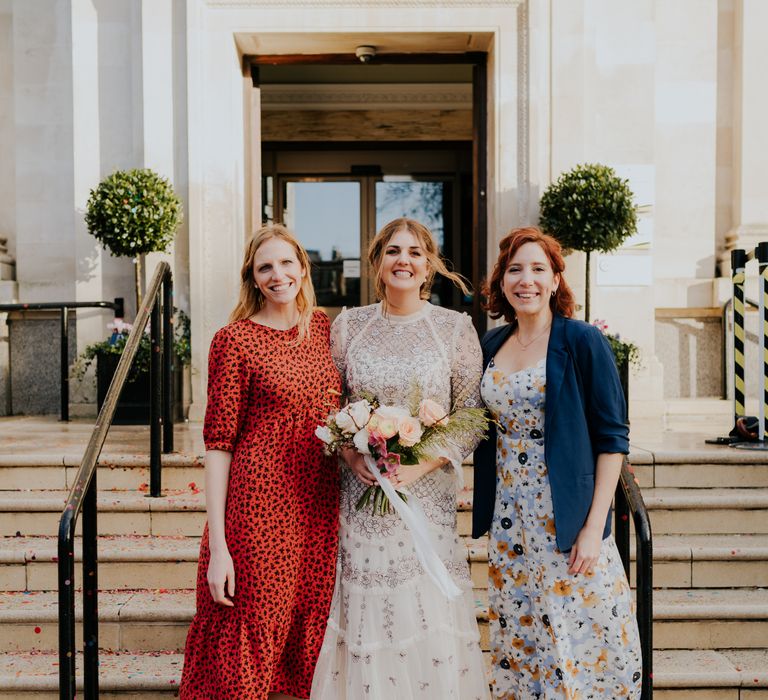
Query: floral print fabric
[[481, 358, 641, 699]]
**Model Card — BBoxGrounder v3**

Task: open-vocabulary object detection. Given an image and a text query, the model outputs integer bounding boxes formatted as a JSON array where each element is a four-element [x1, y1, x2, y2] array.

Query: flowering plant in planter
[[73, 310, 191, 423], [591, 319, 641, 371], [74, 309, 191, 383]]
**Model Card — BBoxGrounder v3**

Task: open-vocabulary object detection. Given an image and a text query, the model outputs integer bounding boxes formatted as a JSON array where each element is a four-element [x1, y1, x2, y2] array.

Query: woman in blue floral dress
[[472, 227, 641, 699]]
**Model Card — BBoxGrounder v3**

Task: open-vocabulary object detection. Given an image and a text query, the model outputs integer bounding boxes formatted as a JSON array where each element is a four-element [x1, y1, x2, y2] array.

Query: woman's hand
[[567, 523, 603, 575], [390, 457, 448, 489], [207, 548, 235, 606], [340, 447, 376, 486]]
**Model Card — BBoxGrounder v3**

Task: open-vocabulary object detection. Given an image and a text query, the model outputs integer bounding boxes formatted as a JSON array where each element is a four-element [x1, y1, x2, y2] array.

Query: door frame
[[245, 51, 488, 333]]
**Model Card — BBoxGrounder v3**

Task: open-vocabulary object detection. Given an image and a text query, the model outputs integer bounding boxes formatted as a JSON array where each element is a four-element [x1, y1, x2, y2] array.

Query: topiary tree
[[538, 163, 637, 321], [85, 168, 182, 312]]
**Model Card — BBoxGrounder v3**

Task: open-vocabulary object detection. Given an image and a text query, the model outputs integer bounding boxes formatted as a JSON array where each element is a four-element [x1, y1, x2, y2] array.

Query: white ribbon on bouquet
[[363, 454, 462, 600]]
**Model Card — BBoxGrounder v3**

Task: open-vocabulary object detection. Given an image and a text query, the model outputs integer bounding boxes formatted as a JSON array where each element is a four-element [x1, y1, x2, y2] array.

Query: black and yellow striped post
[[732, 248, 747, 428], [758, 242, 768, 442]]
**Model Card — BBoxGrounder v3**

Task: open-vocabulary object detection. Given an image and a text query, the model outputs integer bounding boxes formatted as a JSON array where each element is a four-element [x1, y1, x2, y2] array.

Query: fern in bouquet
[[316, 388, 489, 516]]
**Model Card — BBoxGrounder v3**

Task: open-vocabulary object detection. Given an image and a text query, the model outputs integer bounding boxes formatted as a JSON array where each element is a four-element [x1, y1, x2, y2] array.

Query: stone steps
[[465, 534, 768, 589], [5, 483, 768, 539], [463, 449, 768, 491], [3, 531, 768, 594], [458, 485, 768, 536], [0, 649, 765, 698], [0, 489, 205, 537], [2, 588, 767, 654], [1, 438, 767, 697], [0, 454, 203, 492]]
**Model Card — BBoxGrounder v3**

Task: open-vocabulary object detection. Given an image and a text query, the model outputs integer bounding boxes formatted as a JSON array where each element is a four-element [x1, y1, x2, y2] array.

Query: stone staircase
[[0, 440, 767, 698]]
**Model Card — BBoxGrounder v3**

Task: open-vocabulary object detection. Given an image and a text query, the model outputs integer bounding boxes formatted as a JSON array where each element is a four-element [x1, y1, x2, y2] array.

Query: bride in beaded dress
[[311, 218, 489, 700]]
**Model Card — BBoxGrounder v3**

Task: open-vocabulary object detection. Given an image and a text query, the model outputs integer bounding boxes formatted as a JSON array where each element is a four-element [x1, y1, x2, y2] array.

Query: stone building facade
[[0, 0, 765, 419]]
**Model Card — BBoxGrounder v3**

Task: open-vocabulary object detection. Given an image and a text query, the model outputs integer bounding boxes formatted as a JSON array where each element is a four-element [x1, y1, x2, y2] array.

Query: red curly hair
[[483, 226, 576, 322]]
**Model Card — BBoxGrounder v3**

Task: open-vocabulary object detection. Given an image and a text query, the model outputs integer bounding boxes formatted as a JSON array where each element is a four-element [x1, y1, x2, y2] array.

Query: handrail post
[[82, 473, 99, 698], [757, 242, 768, 442], [57, 518, 76, 700], [637, 525, 654, 699], [732, 249, 747, 427], [60, 307, 69, 422], [614, 474, 631, 580], [162, 272, 174, 453], [150, 297, 162, 496]]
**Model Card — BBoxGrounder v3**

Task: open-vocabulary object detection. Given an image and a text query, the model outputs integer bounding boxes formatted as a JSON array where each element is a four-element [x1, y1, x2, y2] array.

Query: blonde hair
[[229, 223, 316, 344], [368, 217, 471, 314]]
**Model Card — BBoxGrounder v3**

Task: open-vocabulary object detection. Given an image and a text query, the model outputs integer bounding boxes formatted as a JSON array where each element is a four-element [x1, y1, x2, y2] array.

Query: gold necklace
[[514, 324, 551, 350]]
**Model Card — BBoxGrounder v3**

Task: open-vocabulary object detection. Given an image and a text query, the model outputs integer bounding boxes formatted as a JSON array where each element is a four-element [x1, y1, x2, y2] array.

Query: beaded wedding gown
[[311, 302, 490, 700]]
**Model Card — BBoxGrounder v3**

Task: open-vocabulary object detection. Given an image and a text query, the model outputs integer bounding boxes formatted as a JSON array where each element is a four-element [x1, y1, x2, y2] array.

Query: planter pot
[[96, 353, 183, 425]]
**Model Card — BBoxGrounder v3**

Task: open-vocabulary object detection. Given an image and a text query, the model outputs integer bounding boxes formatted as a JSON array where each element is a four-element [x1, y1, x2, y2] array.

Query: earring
[[551, 290, 556, 297]]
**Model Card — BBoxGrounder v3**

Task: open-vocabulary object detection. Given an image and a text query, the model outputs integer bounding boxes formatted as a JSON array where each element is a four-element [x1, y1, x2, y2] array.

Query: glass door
[[274, 177, 370, 312], [262, 149, 473, 317]]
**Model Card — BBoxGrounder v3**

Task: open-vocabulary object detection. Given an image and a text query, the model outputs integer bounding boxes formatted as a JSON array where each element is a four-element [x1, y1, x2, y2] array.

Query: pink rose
[[418, 399, 449, 427], [398, 416, 424, 447], [372, 406, 406, 439]]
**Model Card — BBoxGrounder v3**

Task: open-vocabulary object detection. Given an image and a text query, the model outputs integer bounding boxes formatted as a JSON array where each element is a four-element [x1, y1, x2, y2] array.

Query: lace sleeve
[[438, 313, 484, 484], [330, 310, 348, 391]]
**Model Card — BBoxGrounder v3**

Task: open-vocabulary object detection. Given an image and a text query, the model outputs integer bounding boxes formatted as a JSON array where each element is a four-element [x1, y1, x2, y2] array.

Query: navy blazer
[[472, 313, 629, 552]]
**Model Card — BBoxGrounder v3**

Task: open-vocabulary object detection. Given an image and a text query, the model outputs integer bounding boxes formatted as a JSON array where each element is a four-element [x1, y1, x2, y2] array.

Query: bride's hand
[[390, 458, 448, 488], [340, 447, 376, 486]]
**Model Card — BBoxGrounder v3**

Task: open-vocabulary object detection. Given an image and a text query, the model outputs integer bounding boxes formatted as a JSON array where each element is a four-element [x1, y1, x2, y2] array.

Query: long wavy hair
[[368, 217, 471, 315], [483, 226, 575, 322], [229, 224, 316, 344]]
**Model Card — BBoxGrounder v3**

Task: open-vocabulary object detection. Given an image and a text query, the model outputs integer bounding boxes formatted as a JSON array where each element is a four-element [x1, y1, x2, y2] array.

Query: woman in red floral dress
[[180, 224, 341, 699]]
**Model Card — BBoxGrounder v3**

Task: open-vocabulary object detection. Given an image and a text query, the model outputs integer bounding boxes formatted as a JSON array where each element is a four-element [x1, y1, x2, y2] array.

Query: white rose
[[375, 404, 410, 421], [418, 398, 449, 427], [353, 428, 371, 455], [346, 399, 372, 430], [315, 425, 334, 445], [397, 416, 424, 447], [334, 408, 357, 435]]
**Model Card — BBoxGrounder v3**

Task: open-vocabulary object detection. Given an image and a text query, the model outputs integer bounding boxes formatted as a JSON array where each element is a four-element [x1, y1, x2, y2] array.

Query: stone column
[[720, 0, 768, 271]]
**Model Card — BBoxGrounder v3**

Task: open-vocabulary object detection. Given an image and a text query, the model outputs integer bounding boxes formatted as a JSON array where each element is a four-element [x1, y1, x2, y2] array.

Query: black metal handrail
[[57, 264, 174, 699], [615, 458, 653, 699], [0, 298, 124, 420]]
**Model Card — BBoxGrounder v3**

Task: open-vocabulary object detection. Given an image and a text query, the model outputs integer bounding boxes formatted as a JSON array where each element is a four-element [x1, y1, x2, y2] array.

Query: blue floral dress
[[481, 357, 641, 699]]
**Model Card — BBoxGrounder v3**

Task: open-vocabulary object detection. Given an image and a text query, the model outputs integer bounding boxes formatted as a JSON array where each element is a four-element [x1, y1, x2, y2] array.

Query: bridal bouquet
[[316, 392, 488, 515]]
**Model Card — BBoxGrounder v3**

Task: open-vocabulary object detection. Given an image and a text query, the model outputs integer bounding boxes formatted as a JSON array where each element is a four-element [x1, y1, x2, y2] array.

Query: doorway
[[250, 53, 487, 331], [262, 145, 472, 316]]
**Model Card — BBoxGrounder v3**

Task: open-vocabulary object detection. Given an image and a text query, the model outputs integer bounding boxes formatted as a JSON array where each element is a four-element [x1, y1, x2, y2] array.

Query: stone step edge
[[457, 487, 768, 511], [6, 485, 768, 514], [7, 484, 768, 514], [2, 448, 767, 469], [0, 454, 203, 469], [0, 649, 765, 690], [2, 589, 768, 624], [0, 491, 204, 512], [4, 534, 768, 564]]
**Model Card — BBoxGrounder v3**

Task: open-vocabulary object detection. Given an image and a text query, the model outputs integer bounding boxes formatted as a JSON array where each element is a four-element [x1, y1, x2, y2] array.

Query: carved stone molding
[[260, 83, 472, 111], [208, 0, 521, 7]]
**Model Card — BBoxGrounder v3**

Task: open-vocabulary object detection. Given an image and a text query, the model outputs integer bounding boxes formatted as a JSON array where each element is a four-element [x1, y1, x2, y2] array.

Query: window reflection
[[282, 181, 361, 308]]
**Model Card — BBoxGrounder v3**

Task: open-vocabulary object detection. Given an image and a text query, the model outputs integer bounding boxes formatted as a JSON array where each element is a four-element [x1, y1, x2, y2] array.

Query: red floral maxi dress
[[180, 311, 341, 699]]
